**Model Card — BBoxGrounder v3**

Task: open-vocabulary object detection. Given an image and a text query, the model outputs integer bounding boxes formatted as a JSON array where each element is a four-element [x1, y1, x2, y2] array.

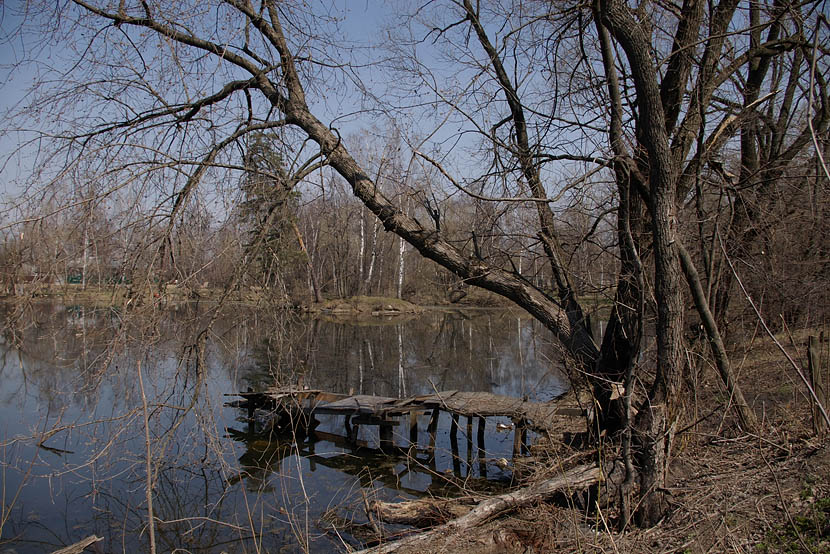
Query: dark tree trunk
[[594, 178, 646, 435], [600, 0, 686, 524]]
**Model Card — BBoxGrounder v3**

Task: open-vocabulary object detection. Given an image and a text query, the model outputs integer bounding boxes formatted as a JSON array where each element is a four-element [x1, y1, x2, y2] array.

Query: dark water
[[0, 303, 567, 552]]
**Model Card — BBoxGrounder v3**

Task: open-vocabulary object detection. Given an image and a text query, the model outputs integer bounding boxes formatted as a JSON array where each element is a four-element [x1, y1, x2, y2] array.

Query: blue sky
[[0, 2, 40, 199]]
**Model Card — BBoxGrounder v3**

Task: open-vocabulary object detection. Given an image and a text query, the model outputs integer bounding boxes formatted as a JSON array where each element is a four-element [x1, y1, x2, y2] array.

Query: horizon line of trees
[[0, 136, 620, 306]]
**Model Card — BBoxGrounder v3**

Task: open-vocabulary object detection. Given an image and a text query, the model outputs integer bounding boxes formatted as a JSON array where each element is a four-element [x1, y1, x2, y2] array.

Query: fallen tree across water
[[356, 463, 602, 553]]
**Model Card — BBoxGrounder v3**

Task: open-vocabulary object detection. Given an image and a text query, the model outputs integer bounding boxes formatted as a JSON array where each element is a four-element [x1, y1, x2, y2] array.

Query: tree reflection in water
[[0, 303, 566, 552]]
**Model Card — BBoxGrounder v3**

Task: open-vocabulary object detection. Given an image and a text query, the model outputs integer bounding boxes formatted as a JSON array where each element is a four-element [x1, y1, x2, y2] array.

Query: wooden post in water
[[245, 388, 256, 421], [477, 416, 486, 477], [409, 411, 419, 445], [379, 421, 394, 451], [512, 418, 527, 457], [450, 413, 459, 443], [451, 428, 461, 474], [450, 413, 461, 474], [512, 418, 520, 457], [345, 415, 355, 443], [809, 334, 827, 436], [428, 408, 440, 455], [466, 416, 474, 472]]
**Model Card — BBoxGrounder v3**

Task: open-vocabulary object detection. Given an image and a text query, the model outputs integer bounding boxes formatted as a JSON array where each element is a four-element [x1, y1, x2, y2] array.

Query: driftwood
[[357, 463, 602, 553], [370, 495, 479, 528], [52, 535, 103, 554]]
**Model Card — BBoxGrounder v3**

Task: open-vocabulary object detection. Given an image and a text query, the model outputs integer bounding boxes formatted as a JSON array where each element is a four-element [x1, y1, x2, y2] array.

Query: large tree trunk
[[600, 0, 686, 525], [591, 5, 646, 436], [594, 176, 646, 435]]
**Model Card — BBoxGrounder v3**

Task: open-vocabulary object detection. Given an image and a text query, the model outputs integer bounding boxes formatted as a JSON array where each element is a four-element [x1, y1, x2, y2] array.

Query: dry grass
[[372, 327, 830, 553]]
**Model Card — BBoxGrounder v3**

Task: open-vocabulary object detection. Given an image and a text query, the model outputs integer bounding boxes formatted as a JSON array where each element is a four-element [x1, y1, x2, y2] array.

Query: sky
[[0, 3, 40, 200]]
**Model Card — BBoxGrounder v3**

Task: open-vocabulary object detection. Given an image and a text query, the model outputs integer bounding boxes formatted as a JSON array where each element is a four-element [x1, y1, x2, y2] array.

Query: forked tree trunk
[[600, 0, 686, 525]]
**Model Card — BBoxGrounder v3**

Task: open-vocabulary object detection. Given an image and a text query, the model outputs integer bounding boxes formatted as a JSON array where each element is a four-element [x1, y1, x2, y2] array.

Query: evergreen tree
[[239, 133, 300, 289]]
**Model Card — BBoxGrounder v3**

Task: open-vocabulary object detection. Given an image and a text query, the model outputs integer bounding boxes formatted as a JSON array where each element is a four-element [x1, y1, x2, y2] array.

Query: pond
[[0, 302, 569, 552]]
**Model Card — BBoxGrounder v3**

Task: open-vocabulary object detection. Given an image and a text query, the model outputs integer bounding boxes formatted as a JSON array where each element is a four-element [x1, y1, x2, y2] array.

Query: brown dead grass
[[373, 326, 830, 553]]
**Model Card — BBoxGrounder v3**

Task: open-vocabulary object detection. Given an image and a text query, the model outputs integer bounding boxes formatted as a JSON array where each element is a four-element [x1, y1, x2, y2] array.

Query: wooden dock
[[226, 387, 586, 458]]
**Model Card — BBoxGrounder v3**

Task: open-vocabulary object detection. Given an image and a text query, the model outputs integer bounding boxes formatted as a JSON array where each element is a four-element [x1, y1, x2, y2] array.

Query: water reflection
[[0, 303, 567, 552], [245, 309, 567, 403]]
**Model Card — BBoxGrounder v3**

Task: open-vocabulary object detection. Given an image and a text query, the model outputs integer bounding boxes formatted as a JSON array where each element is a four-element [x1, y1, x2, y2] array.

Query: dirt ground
[[365, 327, 830, 553]]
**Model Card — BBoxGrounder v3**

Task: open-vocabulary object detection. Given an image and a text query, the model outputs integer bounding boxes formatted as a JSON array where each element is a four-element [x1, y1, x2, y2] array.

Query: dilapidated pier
[[227, 387, 586, 458]]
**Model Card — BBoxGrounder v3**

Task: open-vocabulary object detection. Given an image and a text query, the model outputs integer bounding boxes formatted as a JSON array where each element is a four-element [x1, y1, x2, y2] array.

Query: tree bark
[[600, 0, 686, 525]]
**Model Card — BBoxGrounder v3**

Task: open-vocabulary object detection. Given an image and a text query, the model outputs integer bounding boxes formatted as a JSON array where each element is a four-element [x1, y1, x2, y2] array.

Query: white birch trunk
[[397, 235, 405, 299], [358, 340, 364, 395], [366, 339, 375, 395], [397, 324, 405, 398], [358, 209, 365, 291], [82, 209, 89, 290], [366, 219, 378, 291]]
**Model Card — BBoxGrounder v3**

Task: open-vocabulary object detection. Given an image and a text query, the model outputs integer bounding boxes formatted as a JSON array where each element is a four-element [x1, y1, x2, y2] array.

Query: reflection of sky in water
[[0, 305, 568, 552]]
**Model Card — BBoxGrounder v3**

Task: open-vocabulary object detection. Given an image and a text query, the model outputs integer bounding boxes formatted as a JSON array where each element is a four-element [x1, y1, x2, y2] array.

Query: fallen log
[[356, 463, 602, 553], [370, 495, 480, 528]]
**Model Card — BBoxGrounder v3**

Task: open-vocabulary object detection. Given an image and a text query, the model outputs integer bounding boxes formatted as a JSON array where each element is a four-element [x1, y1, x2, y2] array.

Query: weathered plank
[[318, 395, 398, 415], [229, 385, 586, 451]]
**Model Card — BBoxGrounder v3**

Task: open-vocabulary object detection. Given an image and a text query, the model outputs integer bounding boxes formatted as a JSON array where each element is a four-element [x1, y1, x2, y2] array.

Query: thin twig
[[137, 360, 157, 554], [414, 150, 610, 204], [595, 501, 620, 554]]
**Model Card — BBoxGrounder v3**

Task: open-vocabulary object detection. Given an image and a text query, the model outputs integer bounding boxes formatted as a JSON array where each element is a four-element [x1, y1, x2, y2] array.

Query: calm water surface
[[0, 303, 567, 552]]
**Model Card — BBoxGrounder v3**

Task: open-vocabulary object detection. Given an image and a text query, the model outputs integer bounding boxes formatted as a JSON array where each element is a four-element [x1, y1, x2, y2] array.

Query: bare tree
[[2, 0, 827, 527]]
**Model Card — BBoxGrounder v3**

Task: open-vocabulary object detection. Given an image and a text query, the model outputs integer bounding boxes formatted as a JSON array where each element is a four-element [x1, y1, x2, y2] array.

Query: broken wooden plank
[[313, 395, 398, 415]]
